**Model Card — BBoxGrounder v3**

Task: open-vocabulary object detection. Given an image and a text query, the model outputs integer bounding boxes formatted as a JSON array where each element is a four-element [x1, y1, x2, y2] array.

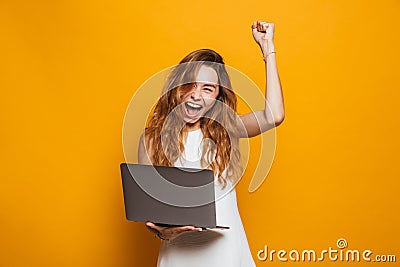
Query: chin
[[184, 118, 200, 125], [184, 113, 205, 125]]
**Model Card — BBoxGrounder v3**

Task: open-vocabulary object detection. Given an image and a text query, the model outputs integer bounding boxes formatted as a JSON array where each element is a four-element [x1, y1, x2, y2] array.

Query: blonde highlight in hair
[[144, 49, 243, 189]]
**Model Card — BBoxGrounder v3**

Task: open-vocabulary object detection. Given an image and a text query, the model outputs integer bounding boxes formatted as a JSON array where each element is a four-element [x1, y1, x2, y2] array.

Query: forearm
[[261, 40, 285, 124]]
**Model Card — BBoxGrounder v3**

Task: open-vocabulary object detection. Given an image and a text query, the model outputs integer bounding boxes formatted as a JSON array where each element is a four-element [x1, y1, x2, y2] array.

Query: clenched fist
[[251, 20, 275, 56]]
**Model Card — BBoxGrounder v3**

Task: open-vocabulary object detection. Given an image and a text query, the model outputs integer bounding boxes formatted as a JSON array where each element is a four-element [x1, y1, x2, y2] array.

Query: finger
[[257, 23, 267, 31], [252, 20, 262, 32], [160, 226, 202, 239], [177, 226, 203, 232], [168, 226, 194, 234], [174, 225, 195, 231], [146, 222, 165, 232], [146, 222, 156, 228], [260, 22, 268, 31]]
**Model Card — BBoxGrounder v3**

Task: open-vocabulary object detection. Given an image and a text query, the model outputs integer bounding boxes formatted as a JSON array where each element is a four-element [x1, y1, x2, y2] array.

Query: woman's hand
[[251, 20, 275, 54], [145, 221, 204, 241]]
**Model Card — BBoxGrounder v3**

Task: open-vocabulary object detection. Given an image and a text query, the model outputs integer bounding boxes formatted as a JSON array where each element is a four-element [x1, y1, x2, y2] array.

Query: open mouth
[[184, 101, 203, 118]]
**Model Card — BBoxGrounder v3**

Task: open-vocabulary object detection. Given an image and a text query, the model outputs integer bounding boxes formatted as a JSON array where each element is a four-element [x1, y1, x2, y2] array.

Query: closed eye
[[202, 83, 217, 92]]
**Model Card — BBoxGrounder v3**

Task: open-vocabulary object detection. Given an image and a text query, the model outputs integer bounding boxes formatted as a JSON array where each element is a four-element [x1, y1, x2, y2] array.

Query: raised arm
[[238, 21, 285, 138]]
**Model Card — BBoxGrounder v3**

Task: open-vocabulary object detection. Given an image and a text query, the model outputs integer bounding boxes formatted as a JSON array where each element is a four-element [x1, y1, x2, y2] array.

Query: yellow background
[[1, 0, 399, 266]]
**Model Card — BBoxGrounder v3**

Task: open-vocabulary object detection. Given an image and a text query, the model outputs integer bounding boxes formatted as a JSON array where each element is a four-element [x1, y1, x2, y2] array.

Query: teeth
[[186, 102, 202, 109]]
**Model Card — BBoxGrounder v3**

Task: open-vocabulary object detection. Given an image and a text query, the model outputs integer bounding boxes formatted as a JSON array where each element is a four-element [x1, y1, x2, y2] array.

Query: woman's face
[[181, 65, 220, 125]]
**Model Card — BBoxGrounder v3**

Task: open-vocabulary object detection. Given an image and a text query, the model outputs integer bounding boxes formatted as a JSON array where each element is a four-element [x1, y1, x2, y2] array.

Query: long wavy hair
[[144, 49, 243, 189]]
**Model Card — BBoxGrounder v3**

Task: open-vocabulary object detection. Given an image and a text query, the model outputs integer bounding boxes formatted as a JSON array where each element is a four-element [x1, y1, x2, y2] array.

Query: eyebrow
[[202, 83, 218, 88]]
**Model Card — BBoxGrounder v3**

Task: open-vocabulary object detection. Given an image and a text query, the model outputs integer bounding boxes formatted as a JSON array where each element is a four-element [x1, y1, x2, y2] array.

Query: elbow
[[274, 114, 285, 127]]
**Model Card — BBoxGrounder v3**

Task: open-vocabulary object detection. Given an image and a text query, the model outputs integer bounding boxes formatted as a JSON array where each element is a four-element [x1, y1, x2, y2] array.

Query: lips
[[184, 101, 203, 118]]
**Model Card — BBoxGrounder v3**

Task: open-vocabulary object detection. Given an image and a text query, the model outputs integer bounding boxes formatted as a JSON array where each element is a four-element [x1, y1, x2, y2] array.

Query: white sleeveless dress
[[156, 128, 256, 267]]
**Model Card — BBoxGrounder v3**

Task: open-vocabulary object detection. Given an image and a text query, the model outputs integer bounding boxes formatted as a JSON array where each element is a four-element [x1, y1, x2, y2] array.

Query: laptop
[[120, 163, 229, 230]]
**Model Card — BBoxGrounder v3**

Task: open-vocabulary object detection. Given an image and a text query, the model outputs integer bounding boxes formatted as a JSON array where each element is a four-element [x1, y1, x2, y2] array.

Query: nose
[[190, 83, 201, 100]]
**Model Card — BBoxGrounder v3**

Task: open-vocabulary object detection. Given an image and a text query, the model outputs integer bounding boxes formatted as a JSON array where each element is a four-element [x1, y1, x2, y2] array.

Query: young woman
[[138, 20, 284, 267]]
